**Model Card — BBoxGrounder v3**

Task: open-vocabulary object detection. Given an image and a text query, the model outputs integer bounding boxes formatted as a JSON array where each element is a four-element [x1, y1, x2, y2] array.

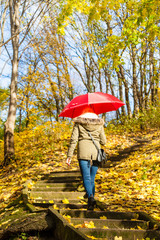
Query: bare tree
[[0, 0, 9, 55], [3, 0, 56, 165]]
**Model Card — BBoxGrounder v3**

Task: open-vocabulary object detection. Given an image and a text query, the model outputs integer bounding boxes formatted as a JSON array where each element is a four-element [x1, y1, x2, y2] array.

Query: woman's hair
[[81, 106, 94, 114]]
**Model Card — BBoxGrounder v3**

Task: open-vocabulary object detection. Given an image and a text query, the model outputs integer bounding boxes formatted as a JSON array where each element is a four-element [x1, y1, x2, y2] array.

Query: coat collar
[[73, 117, 104, 125]]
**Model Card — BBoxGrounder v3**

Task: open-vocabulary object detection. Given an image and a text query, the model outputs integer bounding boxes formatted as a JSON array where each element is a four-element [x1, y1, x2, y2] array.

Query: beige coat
[[67, 117, 106, 160]]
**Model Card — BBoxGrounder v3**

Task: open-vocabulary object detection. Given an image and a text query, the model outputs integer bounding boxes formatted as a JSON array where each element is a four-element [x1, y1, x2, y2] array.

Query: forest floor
[[0, 125, 160, 237]]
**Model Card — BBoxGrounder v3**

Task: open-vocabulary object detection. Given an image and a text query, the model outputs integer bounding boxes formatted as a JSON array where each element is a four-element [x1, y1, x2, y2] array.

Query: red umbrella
[[59, 92, 125, 118]]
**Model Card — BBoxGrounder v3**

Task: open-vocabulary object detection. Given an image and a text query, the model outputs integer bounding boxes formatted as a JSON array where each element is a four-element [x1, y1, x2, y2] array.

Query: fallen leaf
[[100, 216, 107, 219], [53, 204, 59, 210], [62, 198, 70, 204]]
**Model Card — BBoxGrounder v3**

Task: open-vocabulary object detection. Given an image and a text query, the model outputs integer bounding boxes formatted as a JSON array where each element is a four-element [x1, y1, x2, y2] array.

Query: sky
[[0, 59, 11, 89], [0, 39, 11, 89]]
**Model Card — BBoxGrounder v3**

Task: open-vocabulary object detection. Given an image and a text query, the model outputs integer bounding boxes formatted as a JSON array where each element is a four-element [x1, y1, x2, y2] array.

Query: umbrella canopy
[[59, 92, 125, 118]]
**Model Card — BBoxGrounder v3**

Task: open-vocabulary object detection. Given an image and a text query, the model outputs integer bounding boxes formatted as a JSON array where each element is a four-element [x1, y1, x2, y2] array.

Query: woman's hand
[[66, 158, 71, 166]]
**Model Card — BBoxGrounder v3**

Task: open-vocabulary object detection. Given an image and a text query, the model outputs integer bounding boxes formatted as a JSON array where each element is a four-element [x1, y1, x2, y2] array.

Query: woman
[[66, 107, 106, 210]]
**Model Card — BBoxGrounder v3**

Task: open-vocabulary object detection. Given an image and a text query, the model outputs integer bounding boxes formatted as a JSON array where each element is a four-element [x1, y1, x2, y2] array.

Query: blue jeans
[[79, 160, 98, 198]]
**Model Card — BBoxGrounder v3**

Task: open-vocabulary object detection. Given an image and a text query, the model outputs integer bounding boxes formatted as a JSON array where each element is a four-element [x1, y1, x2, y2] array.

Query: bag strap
[[80, 124, 100, 151], [87, 131, 100, 151]]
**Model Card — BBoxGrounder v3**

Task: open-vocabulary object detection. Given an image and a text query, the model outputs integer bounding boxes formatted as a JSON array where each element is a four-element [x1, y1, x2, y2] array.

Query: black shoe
[[87, 195, 96, 210], [83, 193, 88, 199]]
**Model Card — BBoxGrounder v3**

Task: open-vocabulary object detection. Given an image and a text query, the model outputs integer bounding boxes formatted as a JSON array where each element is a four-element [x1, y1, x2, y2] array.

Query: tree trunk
[[18, 108, 22, 132], [119, 65, 132, 118], [97, 68, 102, 92], [83, 52, 92, 92], [26, 91, 29, 128], [104, 67, 109, 93], [4, 53, 18, 164], [141, 49, 147, 110], [131, 45, 139, 115], [149, 45, 155, 104], [139, 60, 143, 111], [116, 70, 126, 116], [4, 0, 20, 165], [108, 72, 119, 120], [143, 61, 148, 109], [156, 48, 160, 104]]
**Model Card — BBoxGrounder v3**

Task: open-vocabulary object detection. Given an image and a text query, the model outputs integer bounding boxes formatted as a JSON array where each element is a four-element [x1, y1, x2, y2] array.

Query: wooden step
[[32, 202, 87, 209], [30, 199, 85, 204], [44, 170, 82, 177], [29, 191, 86, 200], [80, 228, 160, 240], [23, 170, 160, 240], [41, 177, 82, 183], [35, 182, 80, 187], [40, 171, 82, 182], [49, 207, 160, 240], [60, 209, 139, 220], [32, 186, 78, 192], [71, 217, 149, 230]]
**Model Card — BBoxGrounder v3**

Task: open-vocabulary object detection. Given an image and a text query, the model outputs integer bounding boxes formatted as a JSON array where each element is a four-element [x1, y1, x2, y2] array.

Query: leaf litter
[[0, 123, 159, 228]]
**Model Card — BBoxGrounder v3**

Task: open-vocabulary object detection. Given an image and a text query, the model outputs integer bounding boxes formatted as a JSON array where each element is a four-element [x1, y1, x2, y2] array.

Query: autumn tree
[[2, 0, 58, 165], [4, 0, 159, 144], [58, 0, 160, 115], [26, 0, 160, 119], [19, 15, 74, 123]]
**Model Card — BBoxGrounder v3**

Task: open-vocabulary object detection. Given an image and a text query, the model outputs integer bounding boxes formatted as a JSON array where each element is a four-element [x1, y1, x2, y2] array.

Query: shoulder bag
[[87, 131, 107, 167]]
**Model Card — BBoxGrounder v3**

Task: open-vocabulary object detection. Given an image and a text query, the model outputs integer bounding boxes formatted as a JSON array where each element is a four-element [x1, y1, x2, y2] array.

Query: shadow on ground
[[105, 139, 150, 168]]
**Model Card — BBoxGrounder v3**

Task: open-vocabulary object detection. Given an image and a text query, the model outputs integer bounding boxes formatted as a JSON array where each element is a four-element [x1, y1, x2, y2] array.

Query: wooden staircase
[[23, 170, 160, 240]]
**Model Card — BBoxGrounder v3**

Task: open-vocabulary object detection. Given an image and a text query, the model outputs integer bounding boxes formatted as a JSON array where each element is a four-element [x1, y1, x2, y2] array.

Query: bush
[[106, 106, 160, 133]]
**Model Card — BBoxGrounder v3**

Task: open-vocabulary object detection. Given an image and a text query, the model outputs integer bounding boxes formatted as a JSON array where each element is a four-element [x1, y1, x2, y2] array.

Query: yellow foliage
[[74, 221, 95, 229], [62, 198, 70, 204], [100, 216, 107, 219], [0, 122, 160, 224], [53, 204, 59, 210], [77, 196, 84, 200], [27, 182, 33, 190], [86, 235, 98, 239], [102, 226, 109, 229], [63, 214, 71, 223], [114, 237, 122, 240]]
